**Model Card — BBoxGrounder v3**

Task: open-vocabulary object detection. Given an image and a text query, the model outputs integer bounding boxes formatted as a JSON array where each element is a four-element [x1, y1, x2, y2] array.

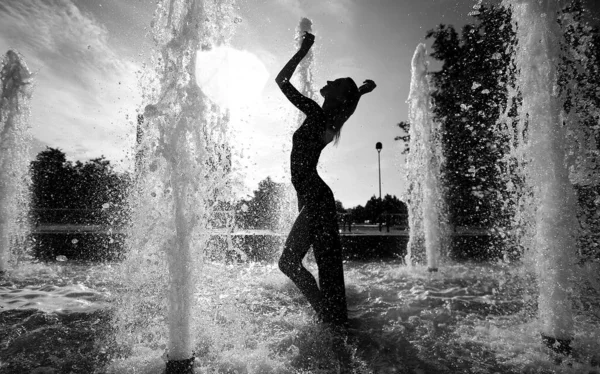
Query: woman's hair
[[330, 77, 360, 144]]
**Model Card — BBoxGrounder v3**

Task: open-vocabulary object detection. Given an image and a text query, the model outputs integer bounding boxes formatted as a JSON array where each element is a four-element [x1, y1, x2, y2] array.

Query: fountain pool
[[1, 0, 600, 373], [0, 259, 598, 373]]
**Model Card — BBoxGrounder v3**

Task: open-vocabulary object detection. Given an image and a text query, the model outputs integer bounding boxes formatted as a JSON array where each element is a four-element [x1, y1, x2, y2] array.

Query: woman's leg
[[312, 195, 347, 326], [278, 206, 322, 315]]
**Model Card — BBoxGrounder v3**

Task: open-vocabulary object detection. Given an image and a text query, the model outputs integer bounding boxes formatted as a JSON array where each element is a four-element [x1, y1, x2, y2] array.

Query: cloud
[[317, 0, 354, 24], [274, 0, 303, 16], [275, 0, 355, 25], [0, 0, 141, 167]]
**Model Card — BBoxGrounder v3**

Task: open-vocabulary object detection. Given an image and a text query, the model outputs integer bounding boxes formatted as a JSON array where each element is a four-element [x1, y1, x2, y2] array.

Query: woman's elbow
[[275, 76, 287, 87]]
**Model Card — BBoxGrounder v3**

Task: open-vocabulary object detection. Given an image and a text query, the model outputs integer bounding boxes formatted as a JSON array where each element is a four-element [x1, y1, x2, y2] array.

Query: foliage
[[558, 0, 600, 261], [425, 5, 517, 228], [559, 0, 600, 149], [347, 205, 366, 224], [236, 177, 408, 229], [425, 1, 600, 262], [235, 176, 285, 231], [394, 121, 410, 154], [348, 194, 407, 224], [30, 147, 130, 226]]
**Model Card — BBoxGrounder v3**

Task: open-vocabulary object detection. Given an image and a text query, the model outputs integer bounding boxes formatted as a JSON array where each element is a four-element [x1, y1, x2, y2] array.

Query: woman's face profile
[[320, 79, 352, 101]]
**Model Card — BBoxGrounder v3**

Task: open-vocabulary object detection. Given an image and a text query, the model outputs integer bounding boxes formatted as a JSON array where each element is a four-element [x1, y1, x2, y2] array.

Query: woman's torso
[[290, 112, 331, 198]]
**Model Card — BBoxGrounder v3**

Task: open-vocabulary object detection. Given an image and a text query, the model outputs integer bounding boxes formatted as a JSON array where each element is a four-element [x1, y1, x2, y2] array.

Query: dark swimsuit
[[278, 81, 347, 325], [291, 111, 334, 210]]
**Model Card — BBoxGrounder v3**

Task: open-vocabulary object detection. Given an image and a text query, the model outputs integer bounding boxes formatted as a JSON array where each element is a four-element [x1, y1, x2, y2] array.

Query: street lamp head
[[376, 142, 382, 152]]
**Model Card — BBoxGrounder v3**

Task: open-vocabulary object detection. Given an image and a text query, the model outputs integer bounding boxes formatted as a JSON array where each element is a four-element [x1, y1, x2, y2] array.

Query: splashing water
[[501, 0, 577, 343], [278, 18, 317, 232], [3, 259, 598, 373], [113, 0, 237, 366], [405, 44, 449, 269], [295, 17, 316, 100], [1, 2, 598, 373], [0, 50, 33, 273]]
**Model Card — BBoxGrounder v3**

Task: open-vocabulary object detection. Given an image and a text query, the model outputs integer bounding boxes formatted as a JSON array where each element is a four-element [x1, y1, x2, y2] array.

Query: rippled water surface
[[0, 259, 599, 373]]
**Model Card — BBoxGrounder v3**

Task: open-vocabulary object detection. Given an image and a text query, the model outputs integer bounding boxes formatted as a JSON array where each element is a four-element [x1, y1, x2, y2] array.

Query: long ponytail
[[330, 78, 376, 144]]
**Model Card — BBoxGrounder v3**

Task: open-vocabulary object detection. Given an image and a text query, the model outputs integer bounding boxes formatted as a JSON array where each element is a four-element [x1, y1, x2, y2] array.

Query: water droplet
[[144, 104, 159, 118], [56, 255, 68, 261], [102, 203, 110, 210], [72, 239, 78, 244]]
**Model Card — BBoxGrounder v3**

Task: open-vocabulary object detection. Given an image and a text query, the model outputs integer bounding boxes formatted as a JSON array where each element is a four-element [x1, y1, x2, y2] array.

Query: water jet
[[405, 43, 449, 269], [502, 0, 577, 355], [0, 50, 33, 274], [116, 0, 237, 370]]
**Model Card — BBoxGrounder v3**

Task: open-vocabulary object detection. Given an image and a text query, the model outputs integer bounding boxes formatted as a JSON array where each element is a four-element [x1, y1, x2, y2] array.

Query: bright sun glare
[[195, 46, 269, 110], [195, 46, 272, 196]]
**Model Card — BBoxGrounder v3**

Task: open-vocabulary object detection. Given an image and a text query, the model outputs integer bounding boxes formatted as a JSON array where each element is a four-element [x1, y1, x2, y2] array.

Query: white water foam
[[0, 51, 33, 272], [405, 44, 449, 268]]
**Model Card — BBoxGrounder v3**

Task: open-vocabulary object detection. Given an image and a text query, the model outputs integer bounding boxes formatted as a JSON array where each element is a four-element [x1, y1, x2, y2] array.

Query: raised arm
[[358, 79, 377, 96], [275, 32, 321, 115]]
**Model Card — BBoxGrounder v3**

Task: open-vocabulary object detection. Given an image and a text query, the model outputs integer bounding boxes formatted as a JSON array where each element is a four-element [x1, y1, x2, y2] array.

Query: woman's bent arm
[[275, 32, 320, 115], [275, 32, 313, 86], [275, 49, 307, 87]]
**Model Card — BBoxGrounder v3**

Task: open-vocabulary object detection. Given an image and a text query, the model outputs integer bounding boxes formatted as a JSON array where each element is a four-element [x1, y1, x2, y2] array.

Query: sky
[[1, 0, 599, 208]]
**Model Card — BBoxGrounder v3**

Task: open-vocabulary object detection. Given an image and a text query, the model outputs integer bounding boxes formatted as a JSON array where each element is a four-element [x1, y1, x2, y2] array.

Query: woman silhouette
[[276, 32, 376, 326]]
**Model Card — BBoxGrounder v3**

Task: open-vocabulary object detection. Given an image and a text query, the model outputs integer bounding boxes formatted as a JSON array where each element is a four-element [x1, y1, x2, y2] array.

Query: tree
[[557, 0, 600, 261], [30, 148, 73, 224], [394, 121, 410, 154], [361, 194, 408, 224], [348, 205, 366, 224], [30, 147, 130, 226], [382, 194, 408, 216], [426, 5, 516, 228], [236, 177, 285, 231], [363, 196, 381, 223], [71, 156, 130, 225], [335, 200, 346, 213]]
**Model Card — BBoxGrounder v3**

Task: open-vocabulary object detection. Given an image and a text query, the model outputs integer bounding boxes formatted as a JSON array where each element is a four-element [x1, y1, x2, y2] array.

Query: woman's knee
[[278, 251, 298, 276]]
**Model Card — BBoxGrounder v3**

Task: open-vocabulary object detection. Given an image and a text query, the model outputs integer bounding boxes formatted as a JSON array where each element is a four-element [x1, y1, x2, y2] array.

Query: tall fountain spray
[[0, 50, 33, 273], [279, 18, 316, 231], [405, 44, 447, 270], [294, 18, 316, 100], [116, 0, 236, 372], [502, 0, 576, 354]]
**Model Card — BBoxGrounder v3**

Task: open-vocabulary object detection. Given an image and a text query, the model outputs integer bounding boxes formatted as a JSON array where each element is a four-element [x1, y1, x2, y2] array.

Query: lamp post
[[376, 142, 382, 232]]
